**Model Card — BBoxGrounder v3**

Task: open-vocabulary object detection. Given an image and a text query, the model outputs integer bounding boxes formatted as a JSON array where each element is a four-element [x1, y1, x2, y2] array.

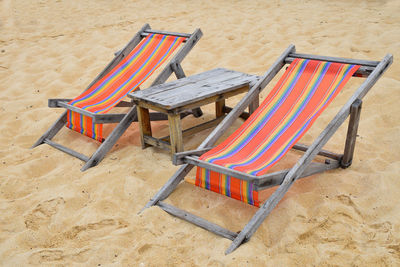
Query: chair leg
[[225, 177, 296, 254], [141, 164, 194, 212], [31, 111, 68, 148], [340, 99, 362, 168], [81, 107, 137, 171]]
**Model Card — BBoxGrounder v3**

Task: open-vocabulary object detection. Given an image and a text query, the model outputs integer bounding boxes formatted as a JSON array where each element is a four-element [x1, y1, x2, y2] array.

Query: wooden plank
[[292, 143, 343, 161], [168, 114, 184, 154], [48, 98, 72, 107], [215, 99, 225, 118], [159, 117, 224, 150], [185, 156, 258, 183], [133, 101, 167, 113], [134, 68, 228, 98], [225, 53, 393, 255], [142, 29, 192, 39], [287, 53, 380, 67], [151, 28, 203, 86], [199, 45, 296, 150], [255, 160, 340, 191], [173, 147, 214, 165], [44, 139, 89, 162], [171, 62, 186, 79], [138, 70, 251, 102], [93, 113, 126, 124], [157, 201, 238, 241], [140, 73, 257, 109], [137, 106, 152, 149], [57, 101, 95, 119], [143, 135, 171, 151], [341, 99, 362, 168]]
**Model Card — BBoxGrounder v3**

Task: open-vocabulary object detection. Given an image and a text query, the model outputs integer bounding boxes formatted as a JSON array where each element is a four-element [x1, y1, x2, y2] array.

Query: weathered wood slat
[[143, 68, 229, 94], [292, 143, 343, 161], [173, 147, 214, 165], [168, 114, 184, 154], [287, 53, 380, 67], [185, 156, 258, 182], [137, 106, 152, 149], [132, 70, 258, 109], [157, 201, 238, 241], [132, 68, 254, 98], [170, 62, 204, 119], [340, 99, 362, 168], [255, 160, 340, 191], [48, 98, 72, 107], [144, 75, 253, 106], [44, 139, 89, 162], [142, 29, 192, 39], [57, 101, 95, 118], [143, 135, 171, 151], [215, 99, 225, 118]]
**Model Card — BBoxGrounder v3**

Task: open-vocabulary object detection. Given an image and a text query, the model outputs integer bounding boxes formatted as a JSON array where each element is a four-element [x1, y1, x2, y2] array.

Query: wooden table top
[[128, 68, 259, 110]]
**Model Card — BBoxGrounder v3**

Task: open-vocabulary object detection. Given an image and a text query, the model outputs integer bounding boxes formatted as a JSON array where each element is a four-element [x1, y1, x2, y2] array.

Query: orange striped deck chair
[[143, 45, 393, 254], [33, 24, 203, 171]]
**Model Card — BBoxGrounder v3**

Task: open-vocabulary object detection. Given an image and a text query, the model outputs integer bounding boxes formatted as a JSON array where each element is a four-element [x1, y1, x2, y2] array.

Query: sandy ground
[[1, 0, 400, 266]]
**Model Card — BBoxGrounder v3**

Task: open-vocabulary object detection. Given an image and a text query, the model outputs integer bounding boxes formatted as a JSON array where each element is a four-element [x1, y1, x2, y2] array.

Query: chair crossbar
[[43, 138, 89, 162], [142, 29, 191, 40], [287, 53, 380, 67], [157, 201, 238, 240]]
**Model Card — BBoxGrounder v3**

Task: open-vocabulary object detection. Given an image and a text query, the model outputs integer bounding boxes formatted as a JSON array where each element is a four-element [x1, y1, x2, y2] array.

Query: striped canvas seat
[[66, 34, 185, 142], [196, 59, 360, 207]]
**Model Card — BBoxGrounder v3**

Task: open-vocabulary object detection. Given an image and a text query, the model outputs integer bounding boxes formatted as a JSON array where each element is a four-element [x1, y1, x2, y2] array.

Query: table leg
[[215, 99, 225, 118], [137, 106, 152, 149], [249, 95, 259, 115], [168, 113, 184, 154]]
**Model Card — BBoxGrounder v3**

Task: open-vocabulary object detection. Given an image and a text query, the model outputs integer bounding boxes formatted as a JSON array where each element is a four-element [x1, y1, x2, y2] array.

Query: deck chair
[[32, 24, 203, 171], [142, 45, 393, 254]]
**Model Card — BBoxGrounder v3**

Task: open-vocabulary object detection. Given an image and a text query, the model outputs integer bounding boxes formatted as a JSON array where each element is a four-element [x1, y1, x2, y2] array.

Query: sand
[[1, 0, 400, 266]]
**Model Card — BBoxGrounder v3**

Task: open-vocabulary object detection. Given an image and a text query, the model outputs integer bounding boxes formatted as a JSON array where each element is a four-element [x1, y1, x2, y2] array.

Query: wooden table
[[128, 68, 259, 155]]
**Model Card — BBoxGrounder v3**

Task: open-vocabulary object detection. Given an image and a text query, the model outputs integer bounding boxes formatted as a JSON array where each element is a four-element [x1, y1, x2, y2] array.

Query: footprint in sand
[[24, 197, 65, 230]]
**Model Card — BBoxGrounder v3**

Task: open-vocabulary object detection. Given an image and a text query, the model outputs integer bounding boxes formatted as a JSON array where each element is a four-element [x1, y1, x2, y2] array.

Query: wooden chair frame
[[32, 24, 203, 171], [141, 45, 393, 254]]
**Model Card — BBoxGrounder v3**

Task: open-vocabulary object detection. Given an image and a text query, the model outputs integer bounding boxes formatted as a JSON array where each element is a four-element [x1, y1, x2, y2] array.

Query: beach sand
[[1, 0, 400, 265]]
